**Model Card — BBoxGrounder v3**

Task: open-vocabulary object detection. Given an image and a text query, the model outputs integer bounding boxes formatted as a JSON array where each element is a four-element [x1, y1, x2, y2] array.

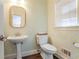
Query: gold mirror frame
[[9, 6, 26, 28]]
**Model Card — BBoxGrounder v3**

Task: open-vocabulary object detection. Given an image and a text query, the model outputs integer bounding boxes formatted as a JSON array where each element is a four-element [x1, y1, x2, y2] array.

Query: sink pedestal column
[[16, 43, 22, 59]]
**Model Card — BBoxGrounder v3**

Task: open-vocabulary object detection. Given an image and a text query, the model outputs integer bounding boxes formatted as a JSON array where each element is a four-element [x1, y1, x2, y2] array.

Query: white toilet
[[36, 33, 57, 59]]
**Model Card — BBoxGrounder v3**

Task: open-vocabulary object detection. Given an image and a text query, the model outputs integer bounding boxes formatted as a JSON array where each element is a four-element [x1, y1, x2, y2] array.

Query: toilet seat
[[41, 44, 57, 54]]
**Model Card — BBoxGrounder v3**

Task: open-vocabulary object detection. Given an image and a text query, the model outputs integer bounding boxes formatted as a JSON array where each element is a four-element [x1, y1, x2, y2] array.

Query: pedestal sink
[[7, 35, 28, 59]]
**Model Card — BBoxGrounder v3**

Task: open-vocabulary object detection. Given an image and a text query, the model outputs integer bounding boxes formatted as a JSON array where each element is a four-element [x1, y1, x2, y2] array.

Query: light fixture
[[10, 0, 25, 5], [19, 0, 25, 4]]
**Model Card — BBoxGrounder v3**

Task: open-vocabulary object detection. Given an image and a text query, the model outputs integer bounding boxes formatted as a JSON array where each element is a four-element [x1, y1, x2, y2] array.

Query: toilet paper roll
[[73, 42, 79, 48]]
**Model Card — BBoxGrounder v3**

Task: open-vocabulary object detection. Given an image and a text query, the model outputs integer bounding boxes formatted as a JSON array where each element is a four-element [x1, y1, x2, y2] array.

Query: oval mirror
[[9, 6, 26, 28]]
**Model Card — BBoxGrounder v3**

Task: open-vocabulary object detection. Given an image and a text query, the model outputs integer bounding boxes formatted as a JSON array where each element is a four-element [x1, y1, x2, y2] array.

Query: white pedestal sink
[[7, 35, 28, 59]]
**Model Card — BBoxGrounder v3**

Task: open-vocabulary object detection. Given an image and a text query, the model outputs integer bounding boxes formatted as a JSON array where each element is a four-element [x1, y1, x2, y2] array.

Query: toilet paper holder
[[73, 42, 79, 48]]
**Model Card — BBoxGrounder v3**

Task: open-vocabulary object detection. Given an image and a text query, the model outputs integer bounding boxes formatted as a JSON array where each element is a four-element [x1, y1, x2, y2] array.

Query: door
[[0, 3, 5, 59]]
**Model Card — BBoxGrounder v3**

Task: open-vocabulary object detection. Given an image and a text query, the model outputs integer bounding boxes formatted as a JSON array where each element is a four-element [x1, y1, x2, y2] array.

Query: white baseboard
[[5, 49, 39, 59]]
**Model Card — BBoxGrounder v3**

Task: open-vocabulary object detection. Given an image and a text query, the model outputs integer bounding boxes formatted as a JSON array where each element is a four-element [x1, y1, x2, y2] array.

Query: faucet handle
[[15, 32, 21, 36]]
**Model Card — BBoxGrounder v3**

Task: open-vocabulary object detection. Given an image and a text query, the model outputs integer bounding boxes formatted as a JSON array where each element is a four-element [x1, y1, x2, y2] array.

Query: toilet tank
[[36, 33, 48, 45]]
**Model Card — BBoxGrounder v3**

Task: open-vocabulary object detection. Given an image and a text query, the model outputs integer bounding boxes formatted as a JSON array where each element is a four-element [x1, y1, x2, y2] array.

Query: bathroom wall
[[4, 0, 48, 56], [48, 0, 79, 59]]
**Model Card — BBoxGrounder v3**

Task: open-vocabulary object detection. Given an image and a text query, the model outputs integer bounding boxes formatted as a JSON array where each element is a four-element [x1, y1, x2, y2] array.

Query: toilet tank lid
[[37, 32, 48, 35]]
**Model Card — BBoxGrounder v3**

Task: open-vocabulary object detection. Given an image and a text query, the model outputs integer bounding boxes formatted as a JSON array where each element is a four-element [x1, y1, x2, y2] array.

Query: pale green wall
[[4, 0, 48, 56], [48, 0, 79, 59]]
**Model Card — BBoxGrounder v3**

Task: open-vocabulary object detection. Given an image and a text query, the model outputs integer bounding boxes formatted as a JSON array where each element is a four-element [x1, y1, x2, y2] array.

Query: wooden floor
[[22, 53, 42, 59], [22, 53, 58, 59]]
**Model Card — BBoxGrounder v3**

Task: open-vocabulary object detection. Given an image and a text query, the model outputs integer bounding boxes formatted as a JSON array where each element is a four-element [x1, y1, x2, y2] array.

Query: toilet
[[36, 33, 57, 59]]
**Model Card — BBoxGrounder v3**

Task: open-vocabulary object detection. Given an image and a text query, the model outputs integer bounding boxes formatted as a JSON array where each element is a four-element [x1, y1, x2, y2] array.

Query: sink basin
[[7, 35, 28, 43], [7, 35, 28, 59]]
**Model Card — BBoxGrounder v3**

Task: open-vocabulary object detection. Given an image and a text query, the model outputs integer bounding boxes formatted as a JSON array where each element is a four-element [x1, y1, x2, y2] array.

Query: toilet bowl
[[41, 44, 57, 54], [36, 33, 57, 59]]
